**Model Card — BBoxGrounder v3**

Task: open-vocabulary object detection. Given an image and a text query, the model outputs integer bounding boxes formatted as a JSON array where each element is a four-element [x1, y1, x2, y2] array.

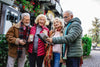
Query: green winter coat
[[52, 17, 83, 57]]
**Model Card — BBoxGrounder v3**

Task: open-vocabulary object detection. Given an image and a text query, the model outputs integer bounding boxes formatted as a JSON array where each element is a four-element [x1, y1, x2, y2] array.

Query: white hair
[[35, 14, 47, 25], [63, 10, 73, 16], [21, 13, 30, 19]]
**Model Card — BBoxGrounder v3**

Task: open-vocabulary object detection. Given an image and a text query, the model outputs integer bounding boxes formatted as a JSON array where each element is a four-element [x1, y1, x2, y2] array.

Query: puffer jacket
[[28, 24, 49, 56], [52, 17, 83, 57]]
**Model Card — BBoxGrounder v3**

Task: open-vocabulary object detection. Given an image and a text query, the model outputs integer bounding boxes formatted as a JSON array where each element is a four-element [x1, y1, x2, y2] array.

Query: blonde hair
[[52, 17, 64, 31], [35, 14, 47, 25]]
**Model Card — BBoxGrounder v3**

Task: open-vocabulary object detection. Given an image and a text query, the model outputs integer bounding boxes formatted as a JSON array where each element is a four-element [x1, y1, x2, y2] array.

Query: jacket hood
[[68, 17, 81, 24]]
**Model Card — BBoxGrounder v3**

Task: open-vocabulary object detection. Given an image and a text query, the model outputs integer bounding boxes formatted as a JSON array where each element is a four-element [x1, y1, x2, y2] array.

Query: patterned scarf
[[44, 31, 53, 67], [17, 22, 30, 58]]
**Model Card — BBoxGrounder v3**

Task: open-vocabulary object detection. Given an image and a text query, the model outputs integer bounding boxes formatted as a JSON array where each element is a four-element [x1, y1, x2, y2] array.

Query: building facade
[[0, 0, 63, 34]]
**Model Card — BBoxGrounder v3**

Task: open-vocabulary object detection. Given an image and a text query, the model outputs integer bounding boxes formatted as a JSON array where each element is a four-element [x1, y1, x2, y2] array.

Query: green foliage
[[82, 35, 92, 56], [14, 0, 43, 17], [89, 17, 100, 44], [21, 0, 33, 12], [0, 34, 8, 67], [0, 34, 30, 67]]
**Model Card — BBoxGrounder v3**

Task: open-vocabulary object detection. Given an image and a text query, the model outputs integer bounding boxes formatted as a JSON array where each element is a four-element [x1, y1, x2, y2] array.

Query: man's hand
[[19, 40, 26, 45], [46, 38, 53, 43]]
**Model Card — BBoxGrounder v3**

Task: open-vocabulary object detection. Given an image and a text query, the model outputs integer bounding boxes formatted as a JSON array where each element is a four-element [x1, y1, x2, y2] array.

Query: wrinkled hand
[[46, 38, 53, 43], [19, 40, 26, 45]]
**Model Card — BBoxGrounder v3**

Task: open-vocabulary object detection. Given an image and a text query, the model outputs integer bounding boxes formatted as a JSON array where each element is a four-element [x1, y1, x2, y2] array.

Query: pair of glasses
[[63, 16, 69, 18]]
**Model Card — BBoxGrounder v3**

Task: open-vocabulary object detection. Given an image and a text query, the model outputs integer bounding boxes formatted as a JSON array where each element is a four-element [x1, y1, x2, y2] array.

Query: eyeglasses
[[63, 16, 70, 18]]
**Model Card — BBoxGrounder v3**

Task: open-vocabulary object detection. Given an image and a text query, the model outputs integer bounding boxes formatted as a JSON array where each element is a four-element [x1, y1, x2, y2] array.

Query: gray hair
[[21, 13, 30, 19], [63, 10, 73, 16]]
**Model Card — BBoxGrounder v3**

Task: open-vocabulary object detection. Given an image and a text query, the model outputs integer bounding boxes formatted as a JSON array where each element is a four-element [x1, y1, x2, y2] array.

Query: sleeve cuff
[[52, 37, 56, 44]]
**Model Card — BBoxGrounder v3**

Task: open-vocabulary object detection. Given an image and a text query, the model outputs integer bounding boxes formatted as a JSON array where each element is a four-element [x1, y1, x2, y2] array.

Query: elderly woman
[[44, 17, 64, 67], [28, 14, 49, 67]]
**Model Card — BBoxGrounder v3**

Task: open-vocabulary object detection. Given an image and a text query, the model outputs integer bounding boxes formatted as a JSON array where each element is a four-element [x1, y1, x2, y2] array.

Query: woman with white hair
[[28, 14, 49, 67], [44, 17, 64, 67]]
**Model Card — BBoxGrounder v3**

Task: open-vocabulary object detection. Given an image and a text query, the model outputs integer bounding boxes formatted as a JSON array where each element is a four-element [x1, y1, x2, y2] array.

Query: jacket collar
[[65, 17, 81, 27], [34, 24, 46, 29], [14, 21, 32, 28], [64, 20, 71, 27]]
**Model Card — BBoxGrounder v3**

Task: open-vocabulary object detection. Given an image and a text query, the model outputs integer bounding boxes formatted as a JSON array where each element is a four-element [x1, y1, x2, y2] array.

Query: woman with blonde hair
[[44, 17, 64, 67], [28, 14, 49, 67]]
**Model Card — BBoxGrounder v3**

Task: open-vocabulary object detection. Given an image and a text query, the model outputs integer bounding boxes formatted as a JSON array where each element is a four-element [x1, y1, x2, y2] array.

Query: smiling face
[[22, 16, 30, 26], [54, 19, 62, 29], [38, 17, 46, 26]]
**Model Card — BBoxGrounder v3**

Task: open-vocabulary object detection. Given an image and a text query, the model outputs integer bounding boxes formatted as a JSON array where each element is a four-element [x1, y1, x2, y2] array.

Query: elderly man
[[46, 10, 83, 67], [6, 13, 31, 67]]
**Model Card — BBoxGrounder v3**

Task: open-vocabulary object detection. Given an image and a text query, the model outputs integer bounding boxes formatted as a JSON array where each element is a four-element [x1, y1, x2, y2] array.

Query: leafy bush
[[0, 34, 8, 67], [82, 35, 92, 56], [0, 34, 29, 67]]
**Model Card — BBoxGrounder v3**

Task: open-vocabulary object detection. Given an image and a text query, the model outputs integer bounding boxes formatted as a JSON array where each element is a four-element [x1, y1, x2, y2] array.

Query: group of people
[[6, 10, 83, 67]]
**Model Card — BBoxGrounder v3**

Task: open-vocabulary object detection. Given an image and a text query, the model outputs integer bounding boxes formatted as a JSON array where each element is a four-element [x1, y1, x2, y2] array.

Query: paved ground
[[82, 47, 100, 67]]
